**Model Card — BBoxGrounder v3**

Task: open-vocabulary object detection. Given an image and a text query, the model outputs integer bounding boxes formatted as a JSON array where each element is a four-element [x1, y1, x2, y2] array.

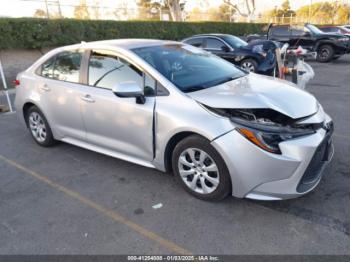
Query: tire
[[316, 44, 334, 63], [26, 106, 56, 147], [172, 135, 232, 201], [240, 58, 258, 72]]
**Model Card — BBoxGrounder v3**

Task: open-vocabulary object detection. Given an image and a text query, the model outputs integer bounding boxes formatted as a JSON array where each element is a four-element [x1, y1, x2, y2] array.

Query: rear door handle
[[40, 84, 51, 92], [81, 94, 95, 103]]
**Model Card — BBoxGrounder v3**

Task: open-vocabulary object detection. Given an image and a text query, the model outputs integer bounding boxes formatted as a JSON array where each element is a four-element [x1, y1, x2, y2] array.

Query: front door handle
[[81, 94, 95, 103], [40, 84, 51, 92]]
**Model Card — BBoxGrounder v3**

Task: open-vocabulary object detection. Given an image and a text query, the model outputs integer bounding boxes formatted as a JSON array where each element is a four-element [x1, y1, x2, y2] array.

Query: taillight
[[13, 79, 20, 87]]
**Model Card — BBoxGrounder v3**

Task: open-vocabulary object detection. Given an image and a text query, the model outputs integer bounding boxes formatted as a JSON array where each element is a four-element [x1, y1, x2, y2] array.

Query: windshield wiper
[[183, 75, 243, 93], [213, 75, 242, 86]]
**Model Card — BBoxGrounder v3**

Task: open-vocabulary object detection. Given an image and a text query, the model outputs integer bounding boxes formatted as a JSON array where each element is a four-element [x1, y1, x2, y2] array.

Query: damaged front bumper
[[211, 115, 334, 200]]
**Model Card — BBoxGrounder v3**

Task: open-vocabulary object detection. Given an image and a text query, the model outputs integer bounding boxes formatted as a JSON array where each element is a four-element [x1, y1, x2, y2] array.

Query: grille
[[296, 121, 334, 193]]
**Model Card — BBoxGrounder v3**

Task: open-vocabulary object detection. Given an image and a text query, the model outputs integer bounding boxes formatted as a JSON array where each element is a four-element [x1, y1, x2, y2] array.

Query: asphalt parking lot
[[0, 56, 350, 255]]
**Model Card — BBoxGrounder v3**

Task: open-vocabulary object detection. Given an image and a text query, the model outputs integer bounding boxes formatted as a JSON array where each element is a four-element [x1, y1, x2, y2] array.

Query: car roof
[[187, 34, 230, 38], [319, 25, 341, 28], [64, 39, 181, 51]]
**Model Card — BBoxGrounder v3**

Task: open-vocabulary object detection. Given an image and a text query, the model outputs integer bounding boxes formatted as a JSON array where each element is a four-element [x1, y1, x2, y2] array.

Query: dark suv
[[266, 23, 350, 62], [182, 34, 277, 75]]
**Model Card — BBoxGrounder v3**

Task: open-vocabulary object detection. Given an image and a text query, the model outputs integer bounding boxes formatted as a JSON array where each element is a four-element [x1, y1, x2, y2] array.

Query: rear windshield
[[132, 44, 246, 93]]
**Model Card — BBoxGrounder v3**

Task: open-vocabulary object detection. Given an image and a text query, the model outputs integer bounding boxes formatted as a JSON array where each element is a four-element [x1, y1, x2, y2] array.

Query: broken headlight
[[201, 105, 317, 154], [232, 116, 315, 154]]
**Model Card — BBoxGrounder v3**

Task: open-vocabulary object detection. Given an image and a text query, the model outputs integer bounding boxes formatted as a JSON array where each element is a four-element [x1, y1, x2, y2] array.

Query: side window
[[206, 38, 226, 49], [184, 38, 204, 48], [321, 27, 332, 32], [271, 26, 290, 36], [40, 56, 56, 78], [88, 51, 154, 94], [52, 51, 82, 83], [291, 29, 305, 36]]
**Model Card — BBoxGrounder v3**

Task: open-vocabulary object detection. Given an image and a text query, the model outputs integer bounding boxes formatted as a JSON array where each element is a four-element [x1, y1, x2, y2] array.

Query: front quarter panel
[[152, 91, 235, 171]]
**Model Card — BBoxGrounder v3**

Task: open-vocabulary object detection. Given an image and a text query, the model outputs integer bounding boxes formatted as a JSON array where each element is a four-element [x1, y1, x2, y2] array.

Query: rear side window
[[40, 56, 56, 78], [184, 38, 204, 48], [291, 29, 305, 36], [270, 26, 290, 36], [205, 38, 226, 49], [53, 51, 82, 83], [320, 27, 332, 32]]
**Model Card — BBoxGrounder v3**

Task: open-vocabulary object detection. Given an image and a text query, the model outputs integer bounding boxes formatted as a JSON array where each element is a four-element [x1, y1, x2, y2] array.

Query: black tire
[[240, 58, 258, 72], [26, 106, 56, 147], [316, 44, 334, 63], [172, 135, 232, 201]]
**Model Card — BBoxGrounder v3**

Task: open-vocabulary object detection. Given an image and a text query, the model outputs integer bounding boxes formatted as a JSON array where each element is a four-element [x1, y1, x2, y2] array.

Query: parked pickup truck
[[247, 23, 350, 62]]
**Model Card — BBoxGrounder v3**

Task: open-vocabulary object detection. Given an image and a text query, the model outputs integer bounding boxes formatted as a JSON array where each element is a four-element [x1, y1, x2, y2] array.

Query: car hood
[[187, 73, 318, 119]]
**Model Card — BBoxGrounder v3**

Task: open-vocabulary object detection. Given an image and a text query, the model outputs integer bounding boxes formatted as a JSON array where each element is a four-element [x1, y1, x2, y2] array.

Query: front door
[[204, 37, 234, 62], [80, 50, 156, 162]]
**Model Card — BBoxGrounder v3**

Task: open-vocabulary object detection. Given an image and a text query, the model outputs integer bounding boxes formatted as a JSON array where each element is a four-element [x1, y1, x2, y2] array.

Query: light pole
[[44, 0, 50, 19], [308, 0, 312, 23]]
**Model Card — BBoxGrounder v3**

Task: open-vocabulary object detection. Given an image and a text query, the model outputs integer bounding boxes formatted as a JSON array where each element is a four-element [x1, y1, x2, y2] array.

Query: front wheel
[[240, 58, 258, 72], [316, 45, 334, 62], [26, 106, 56, 147], [172, 135, 232, 201]]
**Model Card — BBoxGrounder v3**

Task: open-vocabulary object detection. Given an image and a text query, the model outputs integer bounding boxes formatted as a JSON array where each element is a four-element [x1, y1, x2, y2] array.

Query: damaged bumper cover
[[210, 111, 334, 200]]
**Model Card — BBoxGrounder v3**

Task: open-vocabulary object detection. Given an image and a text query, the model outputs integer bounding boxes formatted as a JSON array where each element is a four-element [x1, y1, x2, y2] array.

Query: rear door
[[36, 50, 87, 140]]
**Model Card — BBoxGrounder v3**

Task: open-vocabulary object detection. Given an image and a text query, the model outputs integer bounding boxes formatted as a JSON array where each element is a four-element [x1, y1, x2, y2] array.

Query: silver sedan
[[14, 39, 334, 201]]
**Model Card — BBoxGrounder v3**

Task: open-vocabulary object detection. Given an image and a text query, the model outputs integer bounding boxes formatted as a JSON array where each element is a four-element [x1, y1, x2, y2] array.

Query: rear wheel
[[172, 135, 231, 201], [26, 106, 56, 147], [240, 58, 258, 72], [316, 44, 334, 62]]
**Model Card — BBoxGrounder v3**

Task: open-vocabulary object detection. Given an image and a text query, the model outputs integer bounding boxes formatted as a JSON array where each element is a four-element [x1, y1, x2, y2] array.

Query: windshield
[[306, 24, 324, 34], [222, 35, 248, 48], [132, 44, 247, 93], [340, 26, 350, 33]]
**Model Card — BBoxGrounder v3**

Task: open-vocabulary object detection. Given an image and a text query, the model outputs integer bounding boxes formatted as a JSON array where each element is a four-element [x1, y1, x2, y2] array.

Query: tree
[[295, 2, 348, 24], [223, 0, 255, 21], [262, 0, 296, 23], [74, 0, 90, 20], [164, 0, 185, 21], [337, 5, 350, 24], [280, 0, 295, 17], [218, 4, 235, 22], [34, 9, 47, 18], [137, 0, 186, 21], [91, 0, 100, 20]]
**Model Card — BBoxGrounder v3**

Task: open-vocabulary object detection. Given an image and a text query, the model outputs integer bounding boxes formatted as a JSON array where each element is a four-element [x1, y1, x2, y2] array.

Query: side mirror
[[112, 81, 145, 104], [221, 45, 231, 52]]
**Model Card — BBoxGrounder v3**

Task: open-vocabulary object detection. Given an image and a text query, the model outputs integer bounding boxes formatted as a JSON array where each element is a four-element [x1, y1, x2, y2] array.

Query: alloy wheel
[[241, 61, 255, 72], [29, 112, 47, 143], [177, 148, 220, 194]]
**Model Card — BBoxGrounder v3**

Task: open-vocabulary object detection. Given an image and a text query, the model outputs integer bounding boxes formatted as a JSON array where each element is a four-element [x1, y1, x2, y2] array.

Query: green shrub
[[0, 18, 266, 49]]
